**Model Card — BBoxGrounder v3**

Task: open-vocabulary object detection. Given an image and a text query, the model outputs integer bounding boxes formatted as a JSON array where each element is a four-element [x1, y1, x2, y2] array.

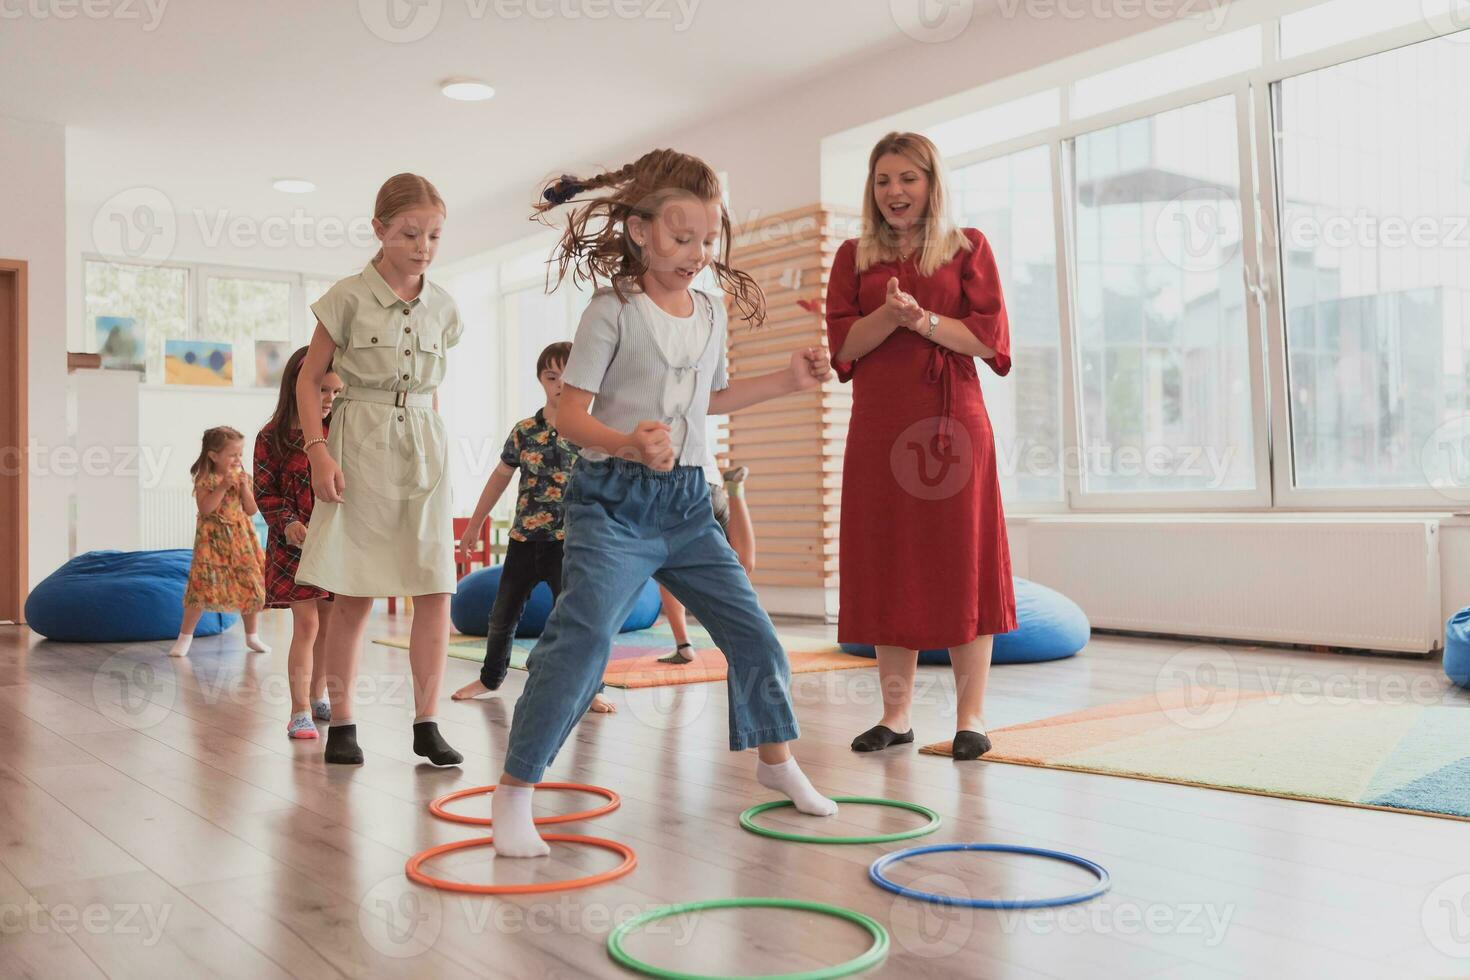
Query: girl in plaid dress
[[254, 347, 345, 739]]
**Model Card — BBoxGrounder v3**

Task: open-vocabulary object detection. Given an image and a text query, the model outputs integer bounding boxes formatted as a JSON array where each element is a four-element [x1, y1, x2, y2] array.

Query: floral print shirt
[[502, 409, 579, 541]]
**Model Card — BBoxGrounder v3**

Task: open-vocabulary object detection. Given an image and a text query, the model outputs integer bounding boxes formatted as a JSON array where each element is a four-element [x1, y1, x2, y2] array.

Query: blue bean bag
[[450, 563, 663, 638], [1445, 608, 1470, 688], [841, 577, 1089, 665], [25, 550, 239, 642]]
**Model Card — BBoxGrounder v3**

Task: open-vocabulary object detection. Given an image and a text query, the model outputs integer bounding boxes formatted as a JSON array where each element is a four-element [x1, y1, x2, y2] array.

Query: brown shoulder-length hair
[[263, 346, 329, 460], [857, 131, 971, 278], [373, 173, 446, 263], [532, 149, 765, 326], [188, 426, 244, 479]]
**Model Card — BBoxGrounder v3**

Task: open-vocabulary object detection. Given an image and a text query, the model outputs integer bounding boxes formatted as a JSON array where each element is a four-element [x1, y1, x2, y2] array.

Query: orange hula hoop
[[405, 833, 637, 895], [427, 781, 621, 827]]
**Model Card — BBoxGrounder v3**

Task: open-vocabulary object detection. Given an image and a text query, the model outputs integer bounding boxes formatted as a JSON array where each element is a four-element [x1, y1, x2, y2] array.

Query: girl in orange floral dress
[[169, 426, 270, 658]]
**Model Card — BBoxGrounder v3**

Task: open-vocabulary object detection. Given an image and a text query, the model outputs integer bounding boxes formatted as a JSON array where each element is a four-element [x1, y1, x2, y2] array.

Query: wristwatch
[[924, 311, 938, 340]]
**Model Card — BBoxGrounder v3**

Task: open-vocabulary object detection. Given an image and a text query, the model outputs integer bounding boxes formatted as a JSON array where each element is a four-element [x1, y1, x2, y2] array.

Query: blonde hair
[[856, 131, 971, 277], [373, 173, 446, 262], [189, 426, 244, 479], [533, 149, 765, 326]]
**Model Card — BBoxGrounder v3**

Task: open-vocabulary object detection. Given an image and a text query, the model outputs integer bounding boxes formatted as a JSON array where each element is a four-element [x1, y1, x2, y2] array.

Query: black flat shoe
[[851, 724, 915, 752], [951, 730, 992, 761]]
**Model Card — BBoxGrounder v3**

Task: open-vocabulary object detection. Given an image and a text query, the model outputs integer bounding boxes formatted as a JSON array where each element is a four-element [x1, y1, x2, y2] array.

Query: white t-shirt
[[633, 292, 719, 481]]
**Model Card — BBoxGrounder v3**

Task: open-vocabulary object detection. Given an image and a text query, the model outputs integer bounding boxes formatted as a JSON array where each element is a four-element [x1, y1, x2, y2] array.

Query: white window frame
[[195, 264, 299, 389], [82, 252, 344, 391], [919, 3, 1470, 514]]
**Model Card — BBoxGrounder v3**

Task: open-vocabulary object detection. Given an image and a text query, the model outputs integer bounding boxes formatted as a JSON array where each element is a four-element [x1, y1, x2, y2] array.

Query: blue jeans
[[504, 458, 799, 783]]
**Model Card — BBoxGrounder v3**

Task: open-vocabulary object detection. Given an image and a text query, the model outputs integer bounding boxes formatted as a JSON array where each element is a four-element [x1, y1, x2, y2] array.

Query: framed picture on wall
[[255, 340, 290, 388], [94, 315, 145, 373], [164, 339, 233, 387]]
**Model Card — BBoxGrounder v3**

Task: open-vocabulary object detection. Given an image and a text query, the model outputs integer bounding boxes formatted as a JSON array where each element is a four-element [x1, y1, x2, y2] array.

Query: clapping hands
[[883, 277, 925, 331]]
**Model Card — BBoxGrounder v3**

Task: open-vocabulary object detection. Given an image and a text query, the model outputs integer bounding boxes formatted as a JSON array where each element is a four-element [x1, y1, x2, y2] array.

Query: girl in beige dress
[[295, 174, 463, 766]]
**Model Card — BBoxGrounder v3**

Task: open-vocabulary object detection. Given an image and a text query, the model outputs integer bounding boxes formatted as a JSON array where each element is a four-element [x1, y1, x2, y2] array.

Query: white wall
[[73, 370, 141, 553], [138, 386, 279, 492], [1, 115, 69, 593]]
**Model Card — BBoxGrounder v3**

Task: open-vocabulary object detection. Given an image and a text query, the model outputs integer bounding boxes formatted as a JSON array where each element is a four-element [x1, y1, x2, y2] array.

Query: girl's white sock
[[491, 784, 550, 858], [757, 757, 838, 817], [245, 633, 271, 653], [168, 634, 193, 658]]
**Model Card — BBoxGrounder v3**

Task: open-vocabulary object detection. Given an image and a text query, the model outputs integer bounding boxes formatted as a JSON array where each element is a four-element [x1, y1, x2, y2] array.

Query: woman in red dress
[[826, 131, 1016, 760], [254, 346, 344, 740]]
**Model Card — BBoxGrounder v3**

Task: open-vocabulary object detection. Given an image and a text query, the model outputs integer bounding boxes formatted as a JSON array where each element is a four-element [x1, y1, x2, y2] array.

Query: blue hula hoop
[[869, 843, 1111, 910]]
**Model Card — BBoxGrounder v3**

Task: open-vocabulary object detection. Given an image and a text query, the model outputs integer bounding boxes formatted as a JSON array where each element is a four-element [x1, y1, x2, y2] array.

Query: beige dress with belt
[[295, 260, 464, 597]]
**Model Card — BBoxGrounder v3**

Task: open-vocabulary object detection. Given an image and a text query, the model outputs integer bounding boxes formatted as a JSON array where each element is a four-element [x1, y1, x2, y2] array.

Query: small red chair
[[453, 517, 493, 580]]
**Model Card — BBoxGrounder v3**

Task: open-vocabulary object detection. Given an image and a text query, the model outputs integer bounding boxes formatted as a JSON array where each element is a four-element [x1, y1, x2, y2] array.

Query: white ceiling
[[2, 0, 920, 266]]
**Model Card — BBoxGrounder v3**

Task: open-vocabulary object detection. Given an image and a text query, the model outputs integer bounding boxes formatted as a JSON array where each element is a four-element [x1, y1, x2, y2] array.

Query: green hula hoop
[[738, 797, 941, 844], [607, 897, 889, 980]]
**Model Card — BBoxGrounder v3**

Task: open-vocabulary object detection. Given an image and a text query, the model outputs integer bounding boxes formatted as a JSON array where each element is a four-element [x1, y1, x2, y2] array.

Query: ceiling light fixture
[[440, 78, 496, 101]]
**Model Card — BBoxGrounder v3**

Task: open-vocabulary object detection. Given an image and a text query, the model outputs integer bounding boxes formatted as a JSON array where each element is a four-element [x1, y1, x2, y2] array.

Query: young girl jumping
[[255, 346, 344, 739], [294, 173, 465, 767], [170, 426, 269, 658], [489, 149, 838, 857]]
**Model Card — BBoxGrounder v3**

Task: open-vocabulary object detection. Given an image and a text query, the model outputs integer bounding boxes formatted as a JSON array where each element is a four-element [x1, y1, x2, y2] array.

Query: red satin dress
[[825, 228, 1017, 650]]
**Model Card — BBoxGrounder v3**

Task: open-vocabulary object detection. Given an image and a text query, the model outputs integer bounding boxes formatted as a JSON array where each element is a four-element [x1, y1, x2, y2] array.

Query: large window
[[1071, 96, 1255, 495], [952, 146, 1064, 503], [302, 277, 338, 330], [900, 1, 1470, 511], [83, 258, 338, 387], [1277, 36, 1470, 492], [1070, 28, 1261, 120], [83, 260, 189, 380], [200, 272, 293, 356]]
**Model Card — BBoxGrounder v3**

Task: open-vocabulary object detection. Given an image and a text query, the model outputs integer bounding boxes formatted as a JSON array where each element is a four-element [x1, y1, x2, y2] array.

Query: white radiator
[[140, 487, 198, 550], [1024, 517, 1443, 654]]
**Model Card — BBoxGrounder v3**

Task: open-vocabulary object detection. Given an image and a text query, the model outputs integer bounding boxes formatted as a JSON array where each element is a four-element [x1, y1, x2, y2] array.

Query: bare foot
[[588, 694, 616, 714], [451, 679, 492, 701]]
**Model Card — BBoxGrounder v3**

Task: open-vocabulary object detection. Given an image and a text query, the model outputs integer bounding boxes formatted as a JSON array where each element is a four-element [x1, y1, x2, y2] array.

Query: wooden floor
[[1, 611, 1465, 979]]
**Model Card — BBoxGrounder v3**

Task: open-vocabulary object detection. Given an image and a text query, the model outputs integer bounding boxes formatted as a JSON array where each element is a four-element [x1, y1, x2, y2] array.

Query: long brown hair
[[188, 426, 244, 479], [532, 149, 765, 325], [263, 346, 321, 459], [857, 131, 970, 277], [373, 173, 446, 263]]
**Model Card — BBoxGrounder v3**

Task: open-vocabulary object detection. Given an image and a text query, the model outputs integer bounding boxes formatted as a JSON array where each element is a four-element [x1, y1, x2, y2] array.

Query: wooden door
[[0, 259, 27, 623]]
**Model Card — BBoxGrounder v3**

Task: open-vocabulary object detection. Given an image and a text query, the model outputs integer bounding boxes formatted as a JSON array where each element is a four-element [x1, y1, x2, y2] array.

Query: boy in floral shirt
[[452, 342, 614, 713]]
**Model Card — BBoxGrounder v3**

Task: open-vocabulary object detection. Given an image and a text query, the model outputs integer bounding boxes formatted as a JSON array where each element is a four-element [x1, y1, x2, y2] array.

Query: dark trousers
[[482, 538, 565, 689]]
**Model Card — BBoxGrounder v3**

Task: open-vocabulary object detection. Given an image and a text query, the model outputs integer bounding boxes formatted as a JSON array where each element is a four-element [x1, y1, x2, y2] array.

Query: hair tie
[[542, 175, 584, 206]]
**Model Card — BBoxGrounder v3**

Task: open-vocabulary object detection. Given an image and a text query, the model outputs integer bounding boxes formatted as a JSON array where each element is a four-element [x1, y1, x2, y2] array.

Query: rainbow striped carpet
[[922, 685, 1470, 821]]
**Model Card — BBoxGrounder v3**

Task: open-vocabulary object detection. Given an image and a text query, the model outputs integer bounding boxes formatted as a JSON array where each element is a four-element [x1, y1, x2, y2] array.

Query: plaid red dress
[[253, 420, 333, 607]]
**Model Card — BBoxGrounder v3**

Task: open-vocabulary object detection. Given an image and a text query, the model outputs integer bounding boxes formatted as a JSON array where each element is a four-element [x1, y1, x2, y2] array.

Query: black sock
[[413, 721, 462, 767], [850, 724, 915, 752], [951, 730, 992, 761], [324, 724, 363, 765], [658, 643, 695, 664]]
